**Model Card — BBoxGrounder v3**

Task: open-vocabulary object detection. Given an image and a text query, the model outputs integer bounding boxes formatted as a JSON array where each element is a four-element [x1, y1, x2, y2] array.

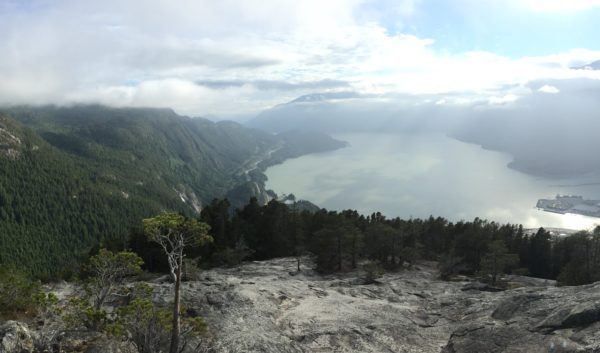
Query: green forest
[[126, 197, 600, 287], [0, 106, 345, 278]]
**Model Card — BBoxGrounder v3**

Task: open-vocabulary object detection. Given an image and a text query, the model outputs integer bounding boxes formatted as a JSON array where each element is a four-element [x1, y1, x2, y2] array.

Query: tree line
[[128, 197, 600, 286]]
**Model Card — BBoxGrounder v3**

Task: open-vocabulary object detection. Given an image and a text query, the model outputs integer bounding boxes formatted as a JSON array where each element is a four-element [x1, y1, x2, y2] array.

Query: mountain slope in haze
[[246, 92, 458, 134], [573, 60, 600, 70], [246, 92, 375, 133], [249, 78, 600, 178], [453, 79, 600, 177], [5, 105, 278, 206], [0, 105, 345, 277]]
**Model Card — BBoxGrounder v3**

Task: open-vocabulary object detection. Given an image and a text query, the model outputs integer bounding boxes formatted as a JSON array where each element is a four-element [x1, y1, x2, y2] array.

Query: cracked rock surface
[[146, 258, 600, 353], [4, 257, 600, 353]]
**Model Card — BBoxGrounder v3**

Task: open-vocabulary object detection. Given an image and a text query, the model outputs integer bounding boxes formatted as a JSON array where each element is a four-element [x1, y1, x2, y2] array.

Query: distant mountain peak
[[288, 93, 328, 104], [572, 60, 600, 70], [286, 91, 359, 105]]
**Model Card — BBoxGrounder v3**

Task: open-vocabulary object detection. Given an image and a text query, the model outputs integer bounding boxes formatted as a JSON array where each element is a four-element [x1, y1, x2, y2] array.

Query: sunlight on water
[[266, 133, 600, 230], [559, 213, 599, 231]]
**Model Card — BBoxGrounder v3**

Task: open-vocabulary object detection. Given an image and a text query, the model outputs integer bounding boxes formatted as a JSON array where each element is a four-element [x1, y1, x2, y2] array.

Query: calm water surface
[[265, 133, 600, 230]]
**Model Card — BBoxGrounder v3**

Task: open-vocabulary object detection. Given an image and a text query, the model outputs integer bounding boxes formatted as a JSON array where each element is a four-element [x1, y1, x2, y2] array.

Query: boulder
[[537, 302, 600, 332], [491, 293, 544, 320], [442, 324, 583, 353], [0, 321, 34, 353], [461, 281, 503, 292]]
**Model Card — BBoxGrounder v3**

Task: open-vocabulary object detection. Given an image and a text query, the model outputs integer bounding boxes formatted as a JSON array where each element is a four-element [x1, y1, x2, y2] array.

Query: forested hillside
[[4, 105, 280, 202], [0, 106, 345, 278]]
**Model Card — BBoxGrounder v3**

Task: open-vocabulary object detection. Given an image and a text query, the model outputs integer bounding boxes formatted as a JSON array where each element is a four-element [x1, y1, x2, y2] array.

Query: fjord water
[[265, 133, 600, 230]]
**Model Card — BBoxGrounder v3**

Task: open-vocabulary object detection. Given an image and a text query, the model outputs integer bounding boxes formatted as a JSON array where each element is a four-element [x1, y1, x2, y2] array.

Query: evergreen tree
[[528, 228, 553, 278], [86, 249, 143, 310], [480, 239, 518, 285], [143, 213, 212, 353]]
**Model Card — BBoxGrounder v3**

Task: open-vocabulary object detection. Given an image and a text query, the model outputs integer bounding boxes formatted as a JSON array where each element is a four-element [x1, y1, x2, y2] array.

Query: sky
[[1, 0, 600, 118]]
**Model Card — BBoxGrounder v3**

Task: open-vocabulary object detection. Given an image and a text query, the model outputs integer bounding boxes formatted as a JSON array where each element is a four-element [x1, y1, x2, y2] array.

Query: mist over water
[[266, 133, 600, 230]]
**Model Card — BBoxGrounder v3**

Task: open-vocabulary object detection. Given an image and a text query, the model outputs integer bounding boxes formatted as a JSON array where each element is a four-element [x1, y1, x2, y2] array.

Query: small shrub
[[108, 284, 209, 353], [86, 249, 144, 309], [209, 240, 253, 268], [439, 254, 465, 281], [511, 267, 530, 276], [63, 296, 108, 331], [0, 266, 45, 318], [362, 262, 384, 284], [182, 258, 201, 281]]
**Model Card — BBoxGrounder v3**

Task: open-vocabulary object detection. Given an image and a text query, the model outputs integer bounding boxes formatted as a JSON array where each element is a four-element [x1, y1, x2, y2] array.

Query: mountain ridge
[[0, 105, 345, 277]]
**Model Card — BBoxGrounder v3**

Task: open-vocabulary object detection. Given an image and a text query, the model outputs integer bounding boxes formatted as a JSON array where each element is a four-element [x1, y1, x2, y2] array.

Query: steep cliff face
[[0, 116, 40, 160], [0, 122, 22, 159]]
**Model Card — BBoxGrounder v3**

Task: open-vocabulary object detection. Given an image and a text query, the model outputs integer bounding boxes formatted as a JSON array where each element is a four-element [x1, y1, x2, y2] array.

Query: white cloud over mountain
[[538, 85, 560, 94], [0, 0, 599, 117]]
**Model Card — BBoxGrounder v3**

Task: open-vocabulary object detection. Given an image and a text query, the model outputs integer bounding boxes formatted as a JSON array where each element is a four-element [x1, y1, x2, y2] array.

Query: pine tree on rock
[[143, 213, 212, 353]]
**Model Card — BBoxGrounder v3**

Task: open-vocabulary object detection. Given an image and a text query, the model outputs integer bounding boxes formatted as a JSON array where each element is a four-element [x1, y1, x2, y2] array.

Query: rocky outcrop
[[175, 185, 203, 215], [142, 258, 600, 353], [225, 180, 275, 207], [0, 121, 22, 160], [5, 258, 600, 352], [0, 321, 34, 353], [443, 280, 600, 353]]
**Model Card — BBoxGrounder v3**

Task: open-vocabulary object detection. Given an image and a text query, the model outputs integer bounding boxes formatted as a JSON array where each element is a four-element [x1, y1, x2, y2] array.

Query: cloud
[[538, 85, 560, 94], [0, 0, 599, 117], [488, 94, 520, 105], [195, 79, 350, 91], [64, 79, 283, 118]]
